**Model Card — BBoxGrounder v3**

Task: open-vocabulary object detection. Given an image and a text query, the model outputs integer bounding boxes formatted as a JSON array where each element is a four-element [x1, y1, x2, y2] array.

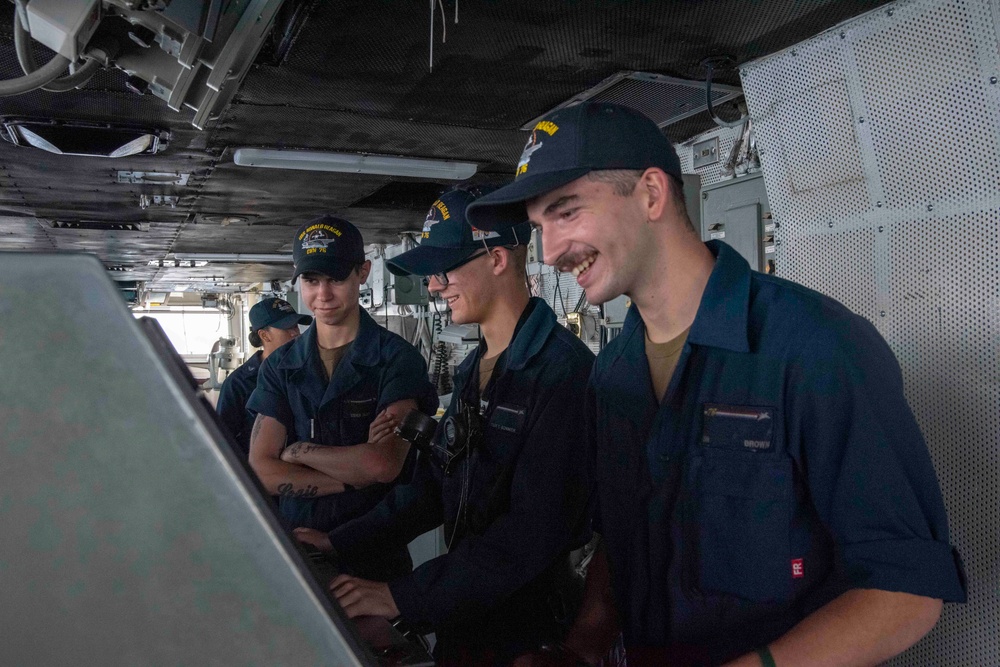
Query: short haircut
[[509, 243, 528, 264], [587, 169, 694, 233], [499, 244, 530, 292], [586, 168, 646, 196]]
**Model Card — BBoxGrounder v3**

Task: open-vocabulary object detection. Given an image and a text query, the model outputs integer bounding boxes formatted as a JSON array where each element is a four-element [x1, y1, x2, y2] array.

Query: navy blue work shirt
[[590, 241, 966, 665], [247, 308, 438, 577], [216, 350, 263, 459], [329, 298, 595, 664]]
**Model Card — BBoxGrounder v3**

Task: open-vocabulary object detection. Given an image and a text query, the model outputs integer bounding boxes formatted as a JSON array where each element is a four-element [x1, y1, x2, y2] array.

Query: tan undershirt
[[319, 342, 352, 382], [478, 353, 501, 394], [645, 327, 690, 402]]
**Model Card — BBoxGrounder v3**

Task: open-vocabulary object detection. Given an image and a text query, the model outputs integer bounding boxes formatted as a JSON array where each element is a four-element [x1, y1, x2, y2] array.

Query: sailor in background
[[216, 297, 311, 459]]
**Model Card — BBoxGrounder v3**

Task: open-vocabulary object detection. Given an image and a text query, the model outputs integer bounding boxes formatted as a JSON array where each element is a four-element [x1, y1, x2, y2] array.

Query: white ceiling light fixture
[[172, 253, 293, 263], [233, 148, 478, 180]]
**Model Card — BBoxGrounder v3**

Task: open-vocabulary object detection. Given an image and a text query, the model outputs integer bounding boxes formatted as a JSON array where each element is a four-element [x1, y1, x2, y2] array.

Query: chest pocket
[[336, 395, 377, 445], [462, 402, 528, 535], [686, 404, 792, 603], [488, 403, 527, 435], [343, 397, 377, 419], [701, 403, 775, 453], [317, 394, 378, 445]]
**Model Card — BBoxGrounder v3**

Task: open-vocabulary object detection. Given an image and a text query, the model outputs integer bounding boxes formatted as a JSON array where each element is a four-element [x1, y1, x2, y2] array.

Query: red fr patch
[[791, 558, 804, 578]]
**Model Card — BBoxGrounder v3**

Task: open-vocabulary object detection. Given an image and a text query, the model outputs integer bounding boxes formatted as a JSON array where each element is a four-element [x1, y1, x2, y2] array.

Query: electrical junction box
[[700, 173, 773, 273], [602, 295, 631, 327], [26, 0, 101, 62], [392, 274, 428, 306]]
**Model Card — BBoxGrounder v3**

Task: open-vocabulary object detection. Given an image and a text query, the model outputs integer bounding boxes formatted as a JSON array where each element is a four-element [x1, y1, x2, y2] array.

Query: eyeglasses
[[430, 250, 490, 287]]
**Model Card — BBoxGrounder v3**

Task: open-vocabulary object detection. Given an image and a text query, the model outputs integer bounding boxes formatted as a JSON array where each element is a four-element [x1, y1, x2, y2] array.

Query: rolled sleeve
[[378, 341, 438, 416], [245, 357, 294, 431], [792, 318, 967, 602], [843, 539, 966, 600]]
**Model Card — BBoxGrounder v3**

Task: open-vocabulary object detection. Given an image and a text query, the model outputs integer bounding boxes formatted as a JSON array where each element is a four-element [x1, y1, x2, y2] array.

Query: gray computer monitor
[[0, 253, 391, 666]]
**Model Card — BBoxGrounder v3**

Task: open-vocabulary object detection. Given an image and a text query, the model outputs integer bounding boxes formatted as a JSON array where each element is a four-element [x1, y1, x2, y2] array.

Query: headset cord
[[446, 453, 471, 551], [430, 298, 452, 395]]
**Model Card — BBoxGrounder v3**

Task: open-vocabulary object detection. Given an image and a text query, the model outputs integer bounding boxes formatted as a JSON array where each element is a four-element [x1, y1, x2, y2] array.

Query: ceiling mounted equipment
[[0, 0, 287, 129], [521, 71, 743, 130], [117, 171, 190, 185], [2, 119, 166, 158], [233, 148, 479, 180]]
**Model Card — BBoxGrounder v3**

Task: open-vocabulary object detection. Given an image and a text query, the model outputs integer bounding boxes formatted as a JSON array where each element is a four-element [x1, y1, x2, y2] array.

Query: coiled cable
[[8, 0, 102, 94]]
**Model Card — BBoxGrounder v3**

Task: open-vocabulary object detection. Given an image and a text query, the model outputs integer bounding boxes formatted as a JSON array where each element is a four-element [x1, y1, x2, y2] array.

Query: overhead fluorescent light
[[233, 148, 478, 180], [172, 253, 293, 263]]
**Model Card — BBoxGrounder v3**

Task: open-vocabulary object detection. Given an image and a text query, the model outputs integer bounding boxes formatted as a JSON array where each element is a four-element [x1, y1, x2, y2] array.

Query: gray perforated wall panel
[[740, 0, 1000, 663]]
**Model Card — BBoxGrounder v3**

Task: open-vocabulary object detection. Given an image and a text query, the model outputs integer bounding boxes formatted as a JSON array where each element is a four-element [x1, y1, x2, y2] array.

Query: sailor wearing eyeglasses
[[294, 186, 596, 667]]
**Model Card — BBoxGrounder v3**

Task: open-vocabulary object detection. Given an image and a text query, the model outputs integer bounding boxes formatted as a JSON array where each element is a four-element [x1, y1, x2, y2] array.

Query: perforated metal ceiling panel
[[741, 0, 1000, 663]]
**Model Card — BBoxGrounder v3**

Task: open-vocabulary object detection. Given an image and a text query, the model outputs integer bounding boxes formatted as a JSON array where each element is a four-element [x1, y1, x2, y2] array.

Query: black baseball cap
[[249, 297, 312, 333], [466, 102, 683, 231], [387, 186, 532, 277], [292, 214, 366, 282]]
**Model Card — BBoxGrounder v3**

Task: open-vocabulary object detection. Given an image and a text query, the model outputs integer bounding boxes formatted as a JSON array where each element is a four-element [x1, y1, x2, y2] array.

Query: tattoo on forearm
[[276, 483, 319, 498], [250, 414, 264, 445], [285, 441, 321, 458]]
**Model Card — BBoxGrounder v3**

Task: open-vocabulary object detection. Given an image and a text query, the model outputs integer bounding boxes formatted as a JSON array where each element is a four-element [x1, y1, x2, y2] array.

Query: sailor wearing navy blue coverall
[[467, 102, 966, 667], [216, 297, 311, 459], [294, 188, 595, 667], [247, 215, 438, 582]]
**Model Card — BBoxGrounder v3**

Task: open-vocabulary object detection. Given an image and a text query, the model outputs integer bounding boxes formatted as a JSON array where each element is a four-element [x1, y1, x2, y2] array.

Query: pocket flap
[[701, 403, 776, 453]]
